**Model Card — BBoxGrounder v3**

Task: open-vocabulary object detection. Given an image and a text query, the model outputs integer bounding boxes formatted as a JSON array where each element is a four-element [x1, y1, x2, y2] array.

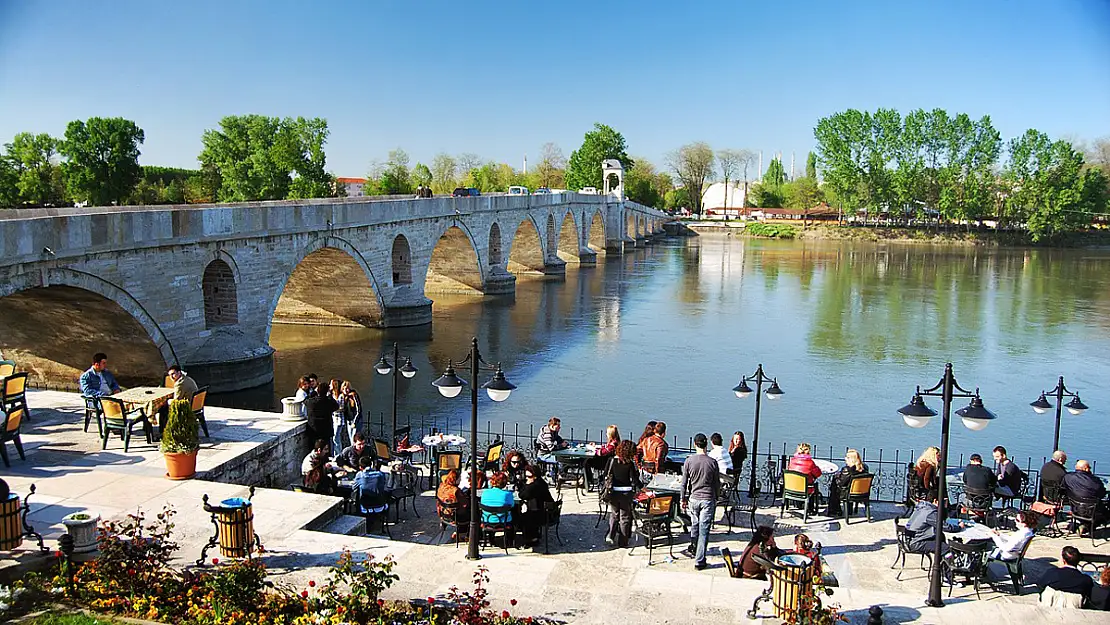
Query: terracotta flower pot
[[165, 450, 198, 480]]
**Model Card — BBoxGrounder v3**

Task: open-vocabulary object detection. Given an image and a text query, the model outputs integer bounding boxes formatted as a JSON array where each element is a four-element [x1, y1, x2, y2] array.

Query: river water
[[219, 235, 1110, 467]]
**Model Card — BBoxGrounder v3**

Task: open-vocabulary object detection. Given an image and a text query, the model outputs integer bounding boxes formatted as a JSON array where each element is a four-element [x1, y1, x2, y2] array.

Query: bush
[[161, 399, 199, 454], [745, 222, 798, 238]]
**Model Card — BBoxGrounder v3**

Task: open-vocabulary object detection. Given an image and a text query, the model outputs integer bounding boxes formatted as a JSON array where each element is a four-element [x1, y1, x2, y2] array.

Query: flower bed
[[7, 506, 547, 625]]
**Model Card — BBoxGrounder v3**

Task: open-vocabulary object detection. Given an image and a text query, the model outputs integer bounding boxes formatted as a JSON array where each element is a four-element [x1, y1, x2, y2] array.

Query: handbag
[[599, 458, 615, 503]]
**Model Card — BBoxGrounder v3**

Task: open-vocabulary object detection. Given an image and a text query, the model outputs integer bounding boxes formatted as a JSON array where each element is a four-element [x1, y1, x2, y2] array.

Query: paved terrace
[[3, 390, 1110, 624]]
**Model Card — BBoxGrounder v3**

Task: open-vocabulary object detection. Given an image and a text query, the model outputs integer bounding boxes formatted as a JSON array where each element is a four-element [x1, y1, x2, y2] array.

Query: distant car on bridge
[[452, 187, 482, 197], [533, 187, 551, 195], [578, 187, 598, 195], [508, 186, 529, 195]]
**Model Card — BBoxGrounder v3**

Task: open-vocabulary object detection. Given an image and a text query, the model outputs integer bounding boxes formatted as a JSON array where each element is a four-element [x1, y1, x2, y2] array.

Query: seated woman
[[1090, 566, 1110, 611], [792, 533, 822, 578], [502, 450, 529, 491], [915, 446, 940, 502], [739, 525, 784, 580], [986, 510, 1036, 562], [517, 466, 555, 546], [787, 442, 822, 492], [826, 448, 869, 516], [635, 421, 658, 465], [436, 469, 470, 540], [586, 425, 621, 485], [480, 472, 516, 546]]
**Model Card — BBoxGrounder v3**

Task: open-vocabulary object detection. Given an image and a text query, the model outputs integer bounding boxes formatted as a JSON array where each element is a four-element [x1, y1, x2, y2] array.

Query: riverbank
[[679, 221, 1110, 247]]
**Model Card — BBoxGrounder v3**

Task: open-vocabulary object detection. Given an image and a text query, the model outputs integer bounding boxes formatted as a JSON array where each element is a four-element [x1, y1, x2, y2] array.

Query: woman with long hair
[[436, 469, 469, 539], [827, 449, 870, 515], [728, 431, 748, 476], [606, 439, 643, 548], [587, 425, 621, 485], [503, 450, 529, 490], [739, 525, 783, 580], [340, 380, 363, 448], [915, 446, 940, 500]]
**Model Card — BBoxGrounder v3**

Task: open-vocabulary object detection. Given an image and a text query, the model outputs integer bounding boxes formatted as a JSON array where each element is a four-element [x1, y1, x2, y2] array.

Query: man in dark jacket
[[1062, 460, 1108, 533], [1037, 546, 1093, 599], [304, 392, 338, 449], [1040, 450, 1068, 500], [906, 497, 942, 554], [963, 454, 997, 491]]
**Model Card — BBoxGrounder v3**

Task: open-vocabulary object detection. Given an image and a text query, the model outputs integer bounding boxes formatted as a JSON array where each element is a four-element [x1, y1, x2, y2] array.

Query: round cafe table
[[813, 459, 838, 474]]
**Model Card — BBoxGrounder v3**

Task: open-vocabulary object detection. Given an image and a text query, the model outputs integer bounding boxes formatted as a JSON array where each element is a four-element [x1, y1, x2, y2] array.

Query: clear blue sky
[[1, 0, 1108, 178]]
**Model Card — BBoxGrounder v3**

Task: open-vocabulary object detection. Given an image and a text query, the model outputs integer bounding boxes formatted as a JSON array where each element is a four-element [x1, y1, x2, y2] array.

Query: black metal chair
[[542, 499, 564, 554], [960, 487, 996, 527], [434, 497, 463, 548], [942, 540, 991, 599], [1066, 495, 1102, 546], [630, 494, 676, 565], [391, 469, 421, 519], [479, 503, 514, 555], [713, 473, 740, 532], [352, 484, 392, 539], [780, 469, 817, 522], [892, 516, 932, 580], [98, 396, 152, 452], [841, 473, 875, 524], [0, 406, 27, 468], [1034, 481, 1066, 537], [555, 459, 585, 504]]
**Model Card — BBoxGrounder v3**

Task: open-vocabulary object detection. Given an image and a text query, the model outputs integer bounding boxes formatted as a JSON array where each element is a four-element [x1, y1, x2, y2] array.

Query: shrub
[[161, 399, 199, 454], [745, 222, 798, 238], [73, 507, 180, 606]]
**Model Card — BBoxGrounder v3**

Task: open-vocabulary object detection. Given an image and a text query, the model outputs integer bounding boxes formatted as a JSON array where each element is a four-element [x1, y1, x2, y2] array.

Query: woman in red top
[[787, 442, 822, 492]]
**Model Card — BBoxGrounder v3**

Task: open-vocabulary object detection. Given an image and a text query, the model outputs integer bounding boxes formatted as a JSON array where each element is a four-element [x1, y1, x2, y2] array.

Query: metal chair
[[960, 486, 996, 527], [542, 499, 564, 554], [988, 535, 1033, 595], [1034, 481, 1065, 537], [630, 494, 676, 565], [479, 503, 514, 555], [942, 540, 990, 599], [721, 546, 741, 578], [892, 516, 932, 580], [1066, 495, 1101, 546], [191, 387, 210, 438], [0, 360, 15, 378], [434, 497, 464, 547], [1, 373, 30, 422], [482, 441, 504, 473], [555, 459, 585, 504], [98, 397, 152, 452], [714, 472, 740, 532], [391, 469, 421, 519], [842, 473, 875, 524], [437, 450, 463, 487], [374, 439, 393, 463], [0, 407, 27, 468], [780, 470, 817, 522]]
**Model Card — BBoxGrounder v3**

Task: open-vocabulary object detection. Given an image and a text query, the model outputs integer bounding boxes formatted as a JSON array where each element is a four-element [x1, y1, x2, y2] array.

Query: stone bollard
[[867, 605, 883, 625]]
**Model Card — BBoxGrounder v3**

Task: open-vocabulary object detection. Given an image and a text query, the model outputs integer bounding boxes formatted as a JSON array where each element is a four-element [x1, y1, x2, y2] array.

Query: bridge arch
[[625, 210, 636, 239], [0, 268, 174, 388], [270, 235, 385, 333], [488, 222, 503, 267], [508, 215, 547, 275], [392, 234, 413, 285], [587, 209, 606, 252], [556, 210, 580, 261], [203, 256, 239, 328], [426, 224, 486, 294]]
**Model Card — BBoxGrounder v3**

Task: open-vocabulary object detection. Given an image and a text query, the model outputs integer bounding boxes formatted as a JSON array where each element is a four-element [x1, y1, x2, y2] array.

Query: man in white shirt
[[707, 432, 733, 474]]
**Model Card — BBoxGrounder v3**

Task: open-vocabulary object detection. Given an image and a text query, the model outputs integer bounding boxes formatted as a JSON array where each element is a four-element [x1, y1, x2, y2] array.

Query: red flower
[[301, 590, 308, 598], [377, 598, 385, 607], [502, 610, 511, 619], [427, 596, 435, 604], [510, 599, 518, 606], [308, 580, 316, 587], [212, 558, 219, 565], [54, 550, 63, 558]]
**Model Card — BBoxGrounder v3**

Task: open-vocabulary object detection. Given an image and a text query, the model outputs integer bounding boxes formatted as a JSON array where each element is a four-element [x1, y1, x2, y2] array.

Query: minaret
[[523, 154, 527, 174], [758, 151, 763, 179], [790, 152, 795, 180]]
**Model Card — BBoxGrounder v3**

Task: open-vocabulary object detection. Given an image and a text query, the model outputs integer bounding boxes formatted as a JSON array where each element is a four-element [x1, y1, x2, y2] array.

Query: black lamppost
[[375, 342, 418, 440], [732, 364, 784, 497], [432, 337, 516, 560], [897, 363, 996, 608], [1030, 376, 1089, 454]]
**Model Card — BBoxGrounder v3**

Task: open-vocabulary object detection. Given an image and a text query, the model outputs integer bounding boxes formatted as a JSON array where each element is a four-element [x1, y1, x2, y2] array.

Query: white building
[[336, 177, 367, 197], [701, 182, 747, 217]]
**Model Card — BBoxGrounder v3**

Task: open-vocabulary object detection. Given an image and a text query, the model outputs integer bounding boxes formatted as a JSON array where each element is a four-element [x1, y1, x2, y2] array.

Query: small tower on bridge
[[602, 159, 624, 198]]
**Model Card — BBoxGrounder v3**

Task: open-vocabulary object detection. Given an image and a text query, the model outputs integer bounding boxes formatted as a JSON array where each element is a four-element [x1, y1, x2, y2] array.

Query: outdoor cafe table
[[645, 473, 682, 494], [813, 459, 838, 474], [421, 434, 465, 487], [943, 518, 996, 542], [114, 386, 174, 425]]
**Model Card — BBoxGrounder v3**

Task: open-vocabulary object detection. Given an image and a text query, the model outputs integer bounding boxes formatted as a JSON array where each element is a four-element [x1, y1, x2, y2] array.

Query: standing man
[[166, 365, 198, 401], [993, 446, 1023, 497], [78, 352, 121, 397], [680, 433, 720, 571]]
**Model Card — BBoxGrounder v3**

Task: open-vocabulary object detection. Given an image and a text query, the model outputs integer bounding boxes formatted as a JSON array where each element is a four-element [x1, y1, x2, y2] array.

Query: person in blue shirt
[[78, 352, 121, 397], [353, 456, 391, 515], [480, 471, 516, 546]]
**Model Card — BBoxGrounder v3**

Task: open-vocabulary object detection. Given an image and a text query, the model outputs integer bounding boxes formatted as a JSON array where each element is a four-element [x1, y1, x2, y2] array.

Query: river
[[216, 235, 1110, 468]]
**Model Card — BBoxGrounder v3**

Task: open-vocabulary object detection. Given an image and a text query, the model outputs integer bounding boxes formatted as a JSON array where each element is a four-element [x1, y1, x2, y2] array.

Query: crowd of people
[[294, 373, 364, 459]]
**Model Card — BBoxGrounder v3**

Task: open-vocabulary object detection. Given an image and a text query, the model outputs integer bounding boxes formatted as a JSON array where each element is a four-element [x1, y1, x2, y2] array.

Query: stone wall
[[201, 420, 310, 489]]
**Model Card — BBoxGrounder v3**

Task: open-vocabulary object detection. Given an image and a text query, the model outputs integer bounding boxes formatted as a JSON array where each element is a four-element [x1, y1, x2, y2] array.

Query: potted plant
[[61, 511, 100, 556], [161, 399, 200, 480]]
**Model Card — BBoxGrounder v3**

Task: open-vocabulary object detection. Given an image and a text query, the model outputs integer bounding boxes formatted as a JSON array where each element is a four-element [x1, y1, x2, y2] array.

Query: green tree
[[199, 115, 331, 201], [430, 153, 457, 194], [371, 148, 413, 195], [6, 132, 63, 205], [61, 117, 144, 206], [625, 157, 663, 208], [566, 123, 631, 191], [785, 176, 823, 210], [0, 155, 20, 207], [667, 142, 715, 216], [664, 187, 691, 211], [754, 158, 786, 207], [805, 151, 817, 179], [1005, 130, 1095, 241], [286, 117, 333, 199], [411, 163, 433, 188], [814, 109, 866, 219]]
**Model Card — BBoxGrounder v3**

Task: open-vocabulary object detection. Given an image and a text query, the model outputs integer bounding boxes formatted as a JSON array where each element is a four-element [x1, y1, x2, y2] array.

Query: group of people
[[78, 352, 201, 427], [295, 374, 364, 461], [435, 451, 555, 548], [301, 434, 396, 516], [735, 525, 822, 580]]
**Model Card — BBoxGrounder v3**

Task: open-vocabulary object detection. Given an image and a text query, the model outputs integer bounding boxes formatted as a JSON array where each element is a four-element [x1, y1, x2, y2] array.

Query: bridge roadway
[[0, 194, 668, 392]]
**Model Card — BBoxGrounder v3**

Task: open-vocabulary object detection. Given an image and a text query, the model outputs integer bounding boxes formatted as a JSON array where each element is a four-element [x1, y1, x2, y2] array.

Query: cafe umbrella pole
[[898, 363, 996, 608], [433, 338, 517, 561]]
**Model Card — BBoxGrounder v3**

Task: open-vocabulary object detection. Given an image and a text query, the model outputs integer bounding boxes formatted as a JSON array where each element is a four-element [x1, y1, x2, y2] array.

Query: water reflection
[[215, 236, 1110, 466]]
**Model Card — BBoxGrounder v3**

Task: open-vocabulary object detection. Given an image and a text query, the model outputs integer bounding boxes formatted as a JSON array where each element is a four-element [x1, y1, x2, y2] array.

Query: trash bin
[[213, 497, 255, 558], [770, 553, 815, 622], [0, 494, 22, 551]]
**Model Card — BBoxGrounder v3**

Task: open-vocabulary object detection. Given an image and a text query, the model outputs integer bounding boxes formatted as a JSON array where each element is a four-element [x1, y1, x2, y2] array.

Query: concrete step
[[320, 514, 367, 536]]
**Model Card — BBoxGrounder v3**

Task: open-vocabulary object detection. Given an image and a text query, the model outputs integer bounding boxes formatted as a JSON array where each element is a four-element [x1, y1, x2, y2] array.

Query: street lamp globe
[[956, 396, 996, 432], [482, 366, 516, 402], [898, 394, 937, 428], [1065, 395, 1088, 416], [400, 358, 418, 379], [432, 363, 465, 398], [765, 379, 784, 400], [374, 356, 392, 376], [732, 380, 753, 399], [1029, 393, 1052, 414]]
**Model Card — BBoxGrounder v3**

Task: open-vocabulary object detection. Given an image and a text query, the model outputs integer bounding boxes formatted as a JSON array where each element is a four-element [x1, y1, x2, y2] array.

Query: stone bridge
[[0, 194, 668, 392]]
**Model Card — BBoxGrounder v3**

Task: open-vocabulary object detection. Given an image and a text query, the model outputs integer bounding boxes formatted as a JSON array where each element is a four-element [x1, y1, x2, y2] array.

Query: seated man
[[301, 439, 337, 495], [1062, 460, 1109, 530], [1037, 546, 1093, 608], [166, 365, 198, 400], [78, 352, 121, 397], [535, 416, 570, 460], [992, 446, 1023, 498], [1039, 450, 1068, 501], [334, 433, 375, 475], [961, 453, 997, 517], [352, 456, 391, 515], [905, 496, 942, 554]]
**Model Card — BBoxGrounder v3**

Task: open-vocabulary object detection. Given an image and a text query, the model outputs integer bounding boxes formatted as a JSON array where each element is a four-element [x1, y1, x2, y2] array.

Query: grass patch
[[19, 611, 127, 625], [745, 222, 798, 238]]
